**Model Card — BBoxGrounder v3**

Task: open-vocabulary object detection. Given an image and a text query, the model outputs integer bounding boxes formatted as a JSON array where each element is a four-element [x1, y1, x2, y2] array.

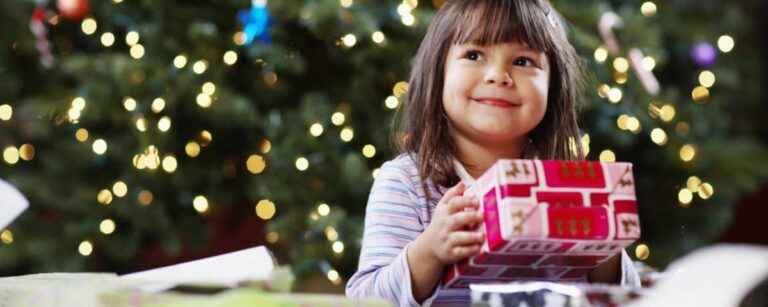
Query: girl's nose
[[483, 69, 513, 87]]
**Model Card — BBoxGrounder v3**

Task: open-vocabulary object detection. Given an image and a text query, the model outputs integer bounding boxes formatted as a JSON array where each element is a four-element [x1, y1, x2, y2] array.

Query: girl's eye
[[465, 51, 483, 61], [514, 57, 535, 67]]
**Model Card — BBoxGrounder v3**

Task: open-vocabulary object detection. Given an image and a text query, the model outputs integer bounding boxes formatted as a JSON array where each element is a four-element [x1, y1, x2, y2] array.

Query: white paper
[[628, 244, 768, 307], [120, 246, 275, 292], [0, 179, 28, 230]]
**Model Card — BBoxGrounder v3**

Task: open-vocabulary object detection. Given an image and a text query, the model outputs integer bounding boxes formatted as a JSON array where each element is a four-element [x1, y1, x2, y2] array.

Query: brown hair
[[397, 0, 585, 189]]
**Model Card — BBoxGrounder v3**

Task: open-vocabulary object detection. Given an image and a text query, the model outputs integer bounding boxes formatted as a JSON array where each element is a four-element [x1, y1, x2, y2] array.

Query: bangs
[[450, 0, 557, 52]]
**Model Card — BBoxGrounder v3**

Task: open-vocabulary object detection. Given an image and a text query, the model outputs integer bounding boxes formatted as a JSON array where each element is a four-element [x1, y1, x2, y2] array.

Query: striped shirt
[[346, 154, 641, 306]]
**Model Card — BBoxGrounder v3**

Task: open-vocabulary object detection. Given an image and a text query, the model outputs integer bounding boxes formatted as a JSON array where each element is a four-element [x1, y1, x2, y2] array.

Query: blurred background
[[1, 0, 766, 293]]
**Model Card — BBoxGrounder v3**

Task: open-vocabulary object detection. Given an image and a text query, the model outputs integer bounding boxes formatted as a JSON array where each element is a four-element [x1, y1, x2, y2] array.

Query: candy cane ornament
[[598, 11, 660, 95]]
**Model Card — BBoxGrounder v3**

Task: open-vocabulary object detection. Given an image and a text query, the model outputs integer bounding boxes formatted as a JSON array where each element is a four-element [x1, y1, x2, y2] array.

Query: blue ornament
[[237, 0, 272, 45], [691, 41, 717, 68]]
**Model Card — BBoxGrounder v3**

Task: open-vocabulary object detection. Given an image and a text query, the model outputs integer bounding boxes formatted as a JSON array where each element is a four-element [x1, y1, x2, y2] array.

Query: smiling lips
[[472, 97, 522, 108]]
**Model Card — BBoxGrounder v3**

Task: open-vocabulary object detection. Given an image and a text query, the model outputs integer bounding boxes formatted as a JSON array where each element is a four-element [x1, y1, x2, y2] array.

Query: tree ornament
[[237, 0, 272, 45], [691, 41, 717, 68], [56, 0, 89, 21], [29, 7, 54, 68]]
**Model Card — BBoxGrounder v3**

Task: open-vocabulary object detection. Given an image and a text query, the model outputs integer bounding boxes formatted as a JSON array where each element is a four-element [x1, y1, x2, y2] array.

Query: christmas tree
[[1, 0, 766, 290]]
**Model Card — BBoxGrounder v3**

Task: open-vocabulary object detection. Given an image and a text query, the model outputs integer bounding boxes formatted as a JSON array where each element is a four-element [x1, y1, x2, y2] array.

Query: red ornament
[[56, 0, 89, 21]]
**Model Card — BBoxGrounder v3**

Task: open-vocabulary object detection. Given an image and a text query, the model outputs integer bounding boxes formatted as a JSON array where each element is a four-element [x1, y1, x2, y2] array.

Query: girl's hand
[[423, 181, 486, 264]]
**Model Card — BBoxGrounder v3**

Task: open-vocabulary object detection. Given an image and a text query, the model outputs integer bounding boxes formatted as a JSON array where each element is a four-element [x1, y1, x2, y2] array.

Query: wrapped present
[[442, 160, 640, 290]]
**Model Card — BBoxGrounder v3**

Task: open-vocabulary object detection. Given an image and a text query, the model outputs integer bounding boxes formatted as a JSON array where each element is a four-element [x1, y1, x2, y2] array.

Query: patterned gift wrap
[[442, 160, 640, 289]]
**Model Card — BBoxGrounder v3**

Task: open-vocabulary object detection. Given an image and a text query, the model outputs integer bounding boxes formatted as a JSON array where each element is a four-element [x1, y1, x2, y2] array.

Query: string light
[[130, 44, 145, 59], [660, 104, 675, 122], [340, 127, 354, 142], [607, 87, 623, 103], [372, 31, 385, 44], [599, 150, 616, 162], [255, 199, 276, 220], [340, 0, 353, 8], [686, 176, 702, 192], [594, 46, 608, 63], [401, 14, 415, 26], [327, 269, 341, 285], [372, 168, 380, 179], [295, 157, 309, 171], [581, 134, 591, 157], [150, 98, 165, 113], [100, 32, 115, 47], [81, 18, 97, 35], [162, 155, 177, 173], [113, 181, 127, 197], [192, 60, 208, 74], [76, 128, 89, 142], [3, 146, 19, 165], [617, 115, 629, 130], [1, 230, 13, 244], [193, 195, 209, 213], [699, 70, 716, 88], [614, 72, 628, 84], [691, 86, 709, 103], [266, 232, 279, 243], [640, 2, 657, 17], [123, 97, 136, 111], [385, 96, 399, 109], [100, 219, 116, 235], [362, 144, 376, 158], [320, 229, 336, 245], [679, 144, 696, 162], [136, 117, 148, 132], [19, 144, 35, 161], [125, 31, 139, 46], [0, 104, 12, 121], [246, 154, 266, 174], [196, 93, 212, 108], [717, 35, 734, 53], [202, 82, 216, 95], [158, 116, 172, 132], [699, 183, 714, 199], [650, 128, 667, 145], [596, 84, 610, 98], [223, 51, 238, 65], [138, 190, 153, 206], [260, 140, 272, 154], [173, 55, 188, 68], [92, 139, 108, 155], [393, 81, 409, 97], [332, 241, 345, 253], [264, 72, 278, 86], [678, 188, 693, 206], [341, 34, 357, 47], [331, 112, 345, 126], [613, 57, 629, 73], [310, 123, 324, 136], [199, 130, 213, 146], [641, 56, 656, 71], [97, 189, 113, 205], [233, 31, 247, 45], [186, 142, 201, 157], [318, 203, 330, 216], [78, 241, 93, 256], [635, 244, 650, 260]]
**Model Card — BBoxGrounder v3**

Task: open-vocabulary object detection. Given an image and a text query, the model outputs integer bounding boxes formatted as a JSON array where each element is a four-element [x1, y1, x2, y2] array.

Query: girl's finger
[[448, 207, 484, 228], [439, 181, 466, 205], [450, 244, 482, 259], [447, 230, 485, 246], [447, 196, 479, 213]]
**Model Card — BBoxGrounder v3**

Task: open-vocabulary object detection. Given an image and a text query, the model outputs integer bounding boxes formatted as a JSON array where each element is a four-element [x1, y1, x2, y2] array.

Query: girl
[[346, 0, 640, 306]]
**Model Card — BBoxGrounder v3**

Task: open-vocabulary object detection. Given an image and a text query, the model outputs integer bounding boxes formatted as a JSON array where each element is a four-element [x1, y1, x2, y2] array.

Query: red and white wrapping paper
[[441, 159, 640, 290]]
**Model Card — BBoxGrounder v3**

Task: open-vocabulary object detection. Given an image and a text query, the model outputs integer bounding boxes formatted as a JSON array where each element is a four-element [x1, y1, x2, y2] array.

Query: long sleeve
[[346, 158, 438, 307]]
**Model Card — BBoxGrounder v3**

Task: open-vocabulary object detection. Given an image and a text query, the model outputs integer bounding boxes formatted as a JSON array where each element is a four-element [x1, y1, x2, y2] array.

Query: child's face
[[442, 41, 550, 148]]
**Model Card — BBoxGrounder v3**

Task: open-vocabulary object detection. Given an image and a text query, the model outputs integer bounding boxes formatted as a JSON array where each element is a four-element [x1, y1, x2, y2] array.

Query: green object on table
[[0, 273, 391, 307]]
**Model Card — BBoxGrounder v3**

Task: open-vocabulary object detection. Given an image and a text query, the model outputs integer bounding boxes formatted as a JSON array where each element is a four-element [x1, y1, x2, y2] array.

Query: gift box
[[442, 160, 640, 289]]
